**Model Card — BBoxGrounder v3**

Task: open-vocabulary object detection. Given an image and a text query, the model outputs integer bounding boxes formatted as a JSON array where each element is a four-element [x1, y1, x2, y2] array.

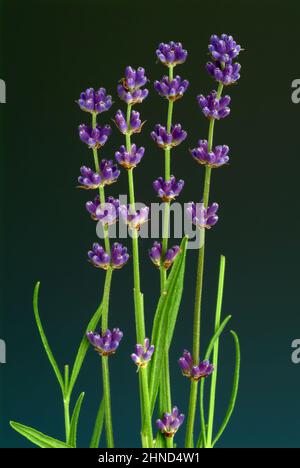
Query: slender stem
[[166, 437, 173, 449], [206, 255, 226, 448], [185, 82, 224, 449], [63, 397, 70, 442], [100, 267, 114, 447], [140, 368, 154, 448]]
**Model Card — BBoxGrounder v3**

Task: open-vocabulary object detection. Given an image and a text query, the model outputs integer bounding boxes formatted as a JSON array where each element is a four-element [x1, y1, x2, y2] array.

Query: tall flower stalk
[[185, 34, 242, 448]]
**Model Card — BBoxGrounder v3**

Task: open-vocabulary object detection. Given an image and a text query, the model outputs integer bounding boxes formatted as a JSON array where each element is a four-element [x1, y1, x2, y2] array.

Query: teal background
[[0, 0, 300, 448]]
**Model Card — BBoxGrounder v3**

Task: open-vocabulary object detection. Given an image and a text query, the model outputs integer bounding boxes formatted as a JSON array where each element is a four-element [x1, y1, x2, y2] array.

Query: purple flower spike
[[98, 159, 120, 187], [190, 140, 230, 168], [208, 34, 242, 63], [186, 202, 219, 229], [151, 124, 187, 149], [206, 61, 241, 86], [153, 176, 184, 202], [156, 407, 185, 438], [115, 144, 145, 170], [78, 166, 102, 189], [111, 242, 129, 269], [120, 205, 149, 231], [156, 42, 188, 67], [154, 75, 189, 101], [197, 91, 231, 120], [131, 338, 155, 368], [178, 350, 214, 381], [78, 124, 112, 149], [118, 66, 149, 105], [86, 196, 120, 224], [87, 243, 111, 270], [114, 109, 144, 135], [77, 87, 113, 114], [86, 328, 123, 356], [149, 241, 180, 270]]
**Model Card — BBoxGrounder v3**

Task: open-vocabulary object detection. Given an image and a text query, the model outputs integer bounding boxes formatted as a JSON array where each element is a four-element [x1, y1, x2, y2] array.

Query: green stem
[[101, 268, 114, 447], [206, 255, 226, 448], [63, 397, 70, 442], [185, 82, 224, 449], [140, 368, 154, 448]]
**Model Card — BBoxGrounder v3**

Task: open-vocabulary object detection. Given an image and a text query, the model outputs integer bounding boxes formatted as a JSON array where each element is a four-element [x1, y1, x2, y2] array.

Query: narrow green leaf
[[149, 236, 188, 414], [200, 314, 232, 447], [90, 398, 105, 448], [33, 282, 64, 393], [212, 331, 241, 447], [68, 392, 85, 448], [68, 301, 103, 397], [10, 421, 72, 448]]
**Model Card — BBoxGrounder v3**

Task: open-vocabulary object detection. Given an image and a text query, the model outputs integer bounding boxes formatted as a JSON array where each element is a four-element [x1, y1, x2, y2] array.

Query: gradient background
[[0, 0, 299, 448]]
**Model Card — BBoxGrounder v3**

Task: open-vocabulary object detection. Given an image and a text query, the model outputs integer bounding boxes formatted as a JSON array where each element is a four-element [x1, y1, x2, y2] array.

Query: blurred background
[[0, 0, 299, 448]]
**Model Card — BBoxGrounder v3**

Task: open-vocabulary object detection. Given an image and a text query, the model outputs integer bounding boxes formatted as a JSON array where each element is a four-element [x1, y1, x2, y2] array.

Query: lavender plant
[[10, 35, 242, 449]]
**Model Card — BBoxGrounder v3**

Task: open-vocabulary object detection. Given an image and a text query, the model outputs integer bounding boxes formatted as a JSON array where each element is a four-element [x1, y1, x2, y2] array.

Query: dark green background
[[0, 0, 299, 448]]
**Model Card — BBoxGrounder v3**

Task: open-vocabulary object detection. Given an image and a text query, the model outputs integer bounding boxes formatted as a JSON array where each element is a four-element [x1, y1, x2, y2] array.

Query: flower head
[[151, 124, 187, 149], [78, 166, 102, 189], [153, 176, 184, 202], [114, 109, 144, 135], [197, 91, 231, 120], [156, 42, 187, 67], [156, 407, 185, 438], [120, 205, 149, 230], [149, 241, 181, 270], [178, 350, 214, 381], [190, 140, 230, 168], [154, 75, 189, 101], [86, 328, 123, 356], [131, 338, 155, 368], [86, 196, 120, 224], [118, 66, 149, 104], [79, 124, 111, 149], [111, 242, 130, 269], [98, 159, 120, 186], [186, 202, 219, 229], [206, 61, 241, 86], [77, 87, 113, 114], [208, 34, 242, 63], [115, 144, 145, 170], [88, 242, 129, 270]]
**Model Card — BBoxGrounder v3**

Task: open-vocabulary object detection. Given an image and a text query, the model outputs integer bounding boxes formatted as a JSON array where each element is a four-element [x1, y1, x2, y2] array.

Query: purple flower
[[118, 66, 149, 104], [178, 350, 214, 381], [131, 338, 155, 368], [151, 124, 187, 149], [153, 176, 184, 202], [186, 202, 219, 229], [197, 91, 231, 120], [86, 196, 120, 224], [98, 159, 120, 186], [77, 87, 113, 114], [156, 407, 185, 438], [114, 109, 144, 135], [190, 140, 230, 168], [154, 75, 189, 101], [115, 144, 145, 170], [156, 42, 187, 67], [208, 34, 242, 63], [79, 124, 111, 149], [78, 166, 102, 189], [88, 243, 111, 270], [206, 61, 241, 86], [88, 242, 129, 270], [120, 205, 149, 230], [111, 242, 130, 269], [149, 242, 181, 270], [86, 328, 123, 356]]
